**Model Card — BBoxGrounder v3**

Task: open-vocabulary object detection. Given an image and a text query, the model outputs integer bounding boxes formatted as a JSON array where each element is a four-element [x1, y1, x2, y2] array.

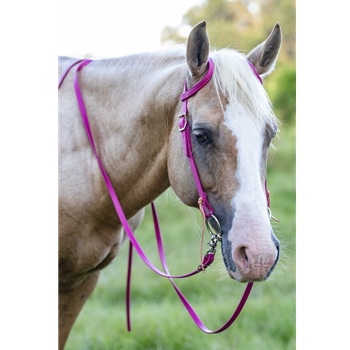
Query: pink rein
[[58, 57, 260, 334]]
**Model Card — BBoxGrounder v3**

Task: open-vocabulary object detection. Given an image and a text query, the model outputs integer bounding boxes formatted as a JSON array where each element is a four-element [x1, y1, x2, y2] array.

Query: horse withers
[[59, 21, 282, 349]]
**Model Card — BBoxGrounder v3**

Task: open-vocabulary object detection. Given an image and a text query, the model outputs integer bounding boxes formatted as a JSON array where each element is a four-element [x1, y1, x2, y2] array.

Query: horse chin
[[227, 269, 260, 283]]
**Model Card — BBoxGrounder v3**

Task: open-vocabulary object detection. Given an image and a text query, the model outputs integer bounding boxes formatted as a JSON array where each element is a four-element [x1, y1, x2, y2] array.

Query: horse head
[[168, 21, 282, 282]]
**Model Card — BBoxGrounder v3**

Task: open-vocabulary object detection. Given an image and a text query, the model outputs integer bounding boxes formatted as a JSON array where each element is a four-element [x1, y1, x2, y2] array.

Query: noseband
[[58, 56, 269, 334]]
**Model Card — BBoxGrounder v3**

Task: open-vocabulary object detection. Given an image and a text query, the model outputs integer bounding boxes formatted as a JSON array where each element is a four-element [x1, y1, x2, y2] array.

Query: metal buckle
[[178, 113, 187, 132]]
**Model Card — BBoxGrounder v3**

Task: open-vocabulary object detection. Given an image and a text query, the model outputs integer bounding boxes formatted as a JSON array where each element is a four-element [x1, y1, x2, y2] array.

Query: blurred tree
[[262, 61, 296, 126], [161, 0, 296, 125], [161, 0, 295, 63]]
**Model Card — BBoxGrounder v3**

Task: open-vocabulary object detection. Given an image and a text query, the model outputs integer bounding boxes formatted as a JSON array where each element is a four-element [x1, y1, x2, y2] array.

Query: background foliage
[[65, 1, 296, 348]]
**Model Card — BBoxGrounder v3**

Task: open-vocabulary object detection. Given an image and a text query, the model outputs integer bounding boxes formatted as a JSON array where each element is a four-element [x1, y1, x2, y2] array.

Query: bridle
[[178, 58, 222, 257], [58, 56, 269, 333]]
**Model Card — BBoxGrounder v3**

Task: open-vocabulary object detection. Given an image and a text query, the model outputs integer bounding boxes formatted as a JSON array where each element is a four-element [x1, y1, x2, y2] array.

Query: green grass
[[65, 126, 296, 350]]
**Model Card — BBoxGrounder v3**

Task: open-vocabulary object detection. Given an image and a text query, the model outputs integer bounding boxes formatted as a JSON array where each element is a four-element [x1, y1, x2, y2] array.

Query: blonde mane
[[210, 49, 278, 132]]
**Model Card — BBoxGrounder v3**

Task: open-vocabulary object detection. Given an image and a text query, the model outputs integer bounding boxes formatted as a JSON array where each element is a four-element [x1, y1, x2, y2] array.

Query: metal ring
[[205, 214, 222, 240]]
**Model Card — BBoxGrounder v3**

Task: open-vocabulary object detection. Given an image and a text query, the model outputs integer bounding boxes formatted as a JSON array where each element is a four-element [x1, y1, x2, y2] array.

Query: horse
[[58, 20, 282, 349]]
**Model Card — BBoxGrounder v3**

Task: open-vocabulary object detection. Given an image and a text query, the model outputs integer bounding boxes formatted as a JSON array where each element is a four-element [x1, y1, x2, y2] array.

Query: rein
[[58, 57, 266, 333]]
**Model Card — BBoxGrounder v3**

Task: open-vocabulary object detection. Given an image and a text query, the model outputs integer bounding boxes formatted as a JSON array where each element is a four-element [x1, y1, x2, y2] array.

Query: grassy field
[[65, 126, 296, 350]]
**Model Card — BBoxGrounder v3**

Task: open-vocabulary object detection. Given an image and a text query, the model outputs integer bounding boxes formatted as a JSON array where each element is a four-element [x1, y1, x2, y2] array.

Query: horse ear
[[247, 22, 282, 77], [186, 21, 210, 77]]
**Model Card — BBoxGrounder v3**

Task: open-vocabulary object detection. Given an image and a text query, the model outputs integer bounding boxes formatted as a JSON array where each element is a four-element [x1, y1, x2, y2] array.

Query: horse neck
[[80, 52, 186, 214]]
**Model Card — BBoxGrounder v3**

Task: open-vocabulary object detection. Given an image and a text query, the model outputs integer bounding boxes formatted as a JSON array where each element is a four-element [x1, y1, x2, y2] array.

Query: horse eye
[[193, 130, 209, 144]]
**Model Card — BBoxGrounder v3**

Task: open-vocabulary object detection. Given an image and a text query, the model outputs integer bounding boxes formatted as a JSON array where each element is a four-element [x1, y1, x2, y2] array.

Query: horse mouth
[[226, 266, 273, 282]]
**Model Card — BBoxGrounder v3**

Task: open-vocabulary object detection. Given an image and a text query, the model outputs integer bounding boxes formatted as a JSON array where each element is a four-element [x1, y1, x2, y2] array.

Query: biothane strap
[[178, 58, 215, 218]]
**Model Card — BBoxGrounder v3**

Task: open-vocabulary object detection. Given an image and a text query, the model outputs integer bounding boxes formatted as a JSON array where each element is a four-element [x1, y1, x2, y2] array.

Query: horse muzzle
[[222, 232, 280, 282]]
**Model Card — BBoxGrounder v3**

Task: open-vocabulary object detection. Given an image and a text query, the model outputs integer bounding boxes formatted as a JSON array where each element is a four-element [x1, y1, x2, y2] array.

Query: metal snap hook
[[205, 214, 222, 240], [204, 214, 222, 255]]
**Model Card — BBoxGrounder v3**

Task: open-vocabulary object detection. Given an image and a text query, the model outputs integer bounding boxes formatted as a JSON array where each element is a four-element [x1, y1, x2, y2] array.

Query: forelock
[[210, 49, 278, 130]]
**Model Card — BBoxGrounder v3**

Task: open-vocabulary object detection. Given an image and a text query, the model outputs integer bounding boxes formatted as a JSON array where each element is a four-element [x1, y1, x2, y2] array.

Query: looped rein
[[58, 57, 262, 334]]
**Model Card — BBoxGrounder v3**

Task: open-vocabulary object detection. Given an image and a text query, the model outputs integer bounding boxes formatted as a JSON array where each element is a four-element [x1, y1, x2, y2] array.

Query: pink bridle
[[58, 56, 268, 334], [179, 58, 215, 219]]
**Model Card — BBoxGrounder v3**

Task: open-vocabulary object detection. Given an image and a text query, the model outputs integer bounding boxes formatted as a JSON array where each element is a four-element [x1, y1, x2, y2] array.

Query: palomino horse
[[59, 21, 282, 349]]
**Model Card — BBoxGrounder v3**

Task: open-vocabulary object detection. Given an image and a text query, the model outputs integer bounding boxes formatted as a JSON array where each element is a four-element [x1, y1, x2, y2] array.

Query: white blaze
[[222, 103, 277, 282], [223, 103, 267, 217]]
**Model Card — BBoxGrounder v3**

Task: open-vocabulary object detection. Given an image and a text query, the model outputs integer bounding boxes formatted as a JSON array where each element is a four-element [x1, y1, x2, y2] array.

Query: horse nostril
[[241, 247, 248, 261], [237, 246, 249, 269]]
